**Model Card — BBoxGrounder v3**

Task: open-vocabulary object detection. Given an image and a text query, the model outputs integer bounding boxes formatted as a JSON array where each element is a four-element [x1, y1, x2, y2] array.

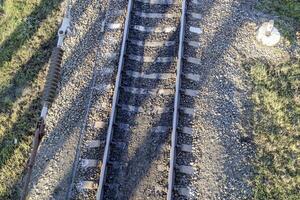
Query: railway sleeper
[[92, 83, 113, 92], [77, 181, 99, 191], [124, 70, 174, 80], [118, 103, 171, 113], [85, 140, 105, 148], [189, 12, 201, 20], [81, 159, 101, 169], [180, 106, 195, 116], [174, 187, 191, 198], [128, 29, 179, 42], [124, 58, 177, 73], [121, 86, 174, 95], [187, 40, 201, 48], [128, 39, 176, 47], [178, 126, 193, 135], [176, 165, 194, 175], [134, 11, 178, 19], [127, 54, 175, 63], [132, 12, 179, 26], [181, 88, 199, 97], [177, 144, 193, 153], [136, 0, 179, 5], [121, 76, 175, 89]]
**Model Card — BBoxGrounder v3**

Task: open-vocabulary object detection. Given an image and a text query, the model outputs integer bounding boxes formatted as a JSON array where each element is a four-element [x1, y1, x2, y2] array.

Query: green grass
[[251, 2, 300, 199], [0, 1, 3, 15], [0, 0, 298, 199], [256, 0, 300, 43], [249, 60, 300, 199], [0, 0, 63, 198], [257, 0, 300, 21]]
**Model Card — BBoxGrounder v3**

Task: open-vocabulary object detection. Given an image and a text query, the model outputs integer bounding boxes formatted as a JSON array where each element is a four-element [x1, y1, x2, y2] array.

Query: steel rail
[[96, 0, 133, 199], [167, 0, 187, 199]]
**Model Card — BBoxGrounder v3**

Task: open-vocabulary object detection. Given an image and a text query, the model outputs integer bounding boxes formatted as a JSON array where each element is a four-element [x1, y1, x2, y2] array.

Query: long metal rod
[[21, 2, 72, 199], [167, 0, 187, 199], [20, 119, 45, 200], [96, 1, 133, 199]]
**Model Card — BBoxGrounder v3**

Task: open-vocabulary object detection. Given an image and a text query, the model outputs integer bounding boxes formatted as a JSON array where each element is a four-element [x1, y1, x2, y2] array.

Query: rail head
[[167, 0, 187, 200], [96, 1, 134, 199]]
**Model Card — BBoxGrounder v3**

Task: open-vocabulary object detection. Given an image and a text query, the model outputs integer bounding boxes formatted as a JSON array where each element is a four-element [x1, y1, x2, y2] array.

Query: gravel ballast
[[26, 0, 125, 199], [101, 1, 181, 199], [24, 0, 296, 199], [177, 0, 294, 199]]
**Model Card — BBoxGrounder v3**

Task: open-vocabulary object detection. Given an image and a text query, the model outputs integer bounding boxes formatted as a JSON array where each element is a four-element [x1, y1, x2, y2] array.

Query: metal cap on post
[[256, 20, 281, 46]]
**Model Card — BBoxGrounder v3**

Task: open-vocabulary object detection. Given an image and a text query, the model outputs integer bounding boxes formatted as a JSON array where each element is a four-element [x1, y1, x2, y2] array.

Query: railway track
[[98, 0, 180, 199], [69, 0, 204, 199], [169, 0, 204, 199], [67, 0, 128, 199]]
